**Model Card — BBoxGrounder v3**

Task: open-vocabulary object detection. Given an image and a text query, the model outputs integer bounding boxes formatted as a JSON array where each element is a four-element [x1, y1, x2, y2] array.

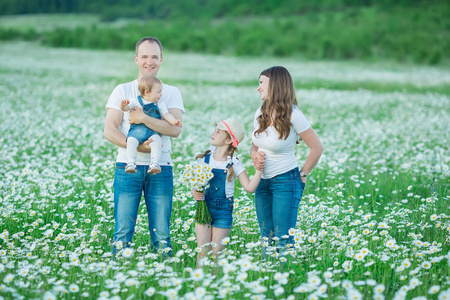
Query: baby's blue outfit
[[127, 95, 161, 144]]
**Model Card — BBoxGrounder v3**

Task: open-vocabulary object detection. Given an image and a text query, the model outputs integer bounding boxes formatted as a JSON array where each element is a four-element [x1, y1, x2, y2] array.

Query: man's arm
[[129, 107, 182, 138], [104, 108, 152, 152], [104, 108, 127, 148]]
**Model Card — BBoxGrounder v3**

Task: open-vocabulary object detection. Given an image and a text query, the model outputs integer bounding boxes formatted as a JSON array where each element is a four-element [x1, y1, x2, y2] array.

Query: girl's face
[[210, 128, 232, 147], [144, 83, 162, 102], [257, 75, 270, 101]]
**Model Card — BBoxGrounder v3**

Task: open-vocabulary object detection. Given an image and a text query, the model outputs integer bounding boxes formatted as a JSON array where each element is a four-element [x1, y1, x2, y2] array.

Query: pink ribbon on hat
[[220, 121, 239, 147]]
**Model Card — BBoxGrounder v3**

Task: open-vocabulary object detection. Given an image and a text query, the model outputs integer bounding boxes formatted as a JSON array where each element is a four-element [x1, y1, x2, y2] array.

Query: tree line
[[0, 0, 439, 21], [1, 0, 448, 64]]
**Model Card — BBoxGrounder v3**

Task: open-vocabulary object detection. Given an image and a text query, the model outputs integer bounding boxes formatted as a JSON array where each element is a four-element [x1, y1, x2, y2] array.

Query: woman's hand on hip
[[300, 175, 307, 183]]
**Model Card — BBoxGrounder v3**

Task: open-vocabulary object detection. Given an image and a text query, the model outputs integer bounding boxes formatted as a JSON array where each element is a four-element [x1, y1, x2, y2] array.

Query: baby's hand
[[174, 120, 183, 128], [120, 99, 130, 111], [192, 189, 205, 201]]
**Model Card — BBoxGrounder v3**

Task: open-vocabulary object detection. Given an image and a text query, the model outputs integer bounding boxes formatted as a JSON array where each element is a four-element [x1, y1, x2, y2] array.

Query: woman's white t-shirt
[[198, 147, 246, 198], [252, 106, 310, 179]]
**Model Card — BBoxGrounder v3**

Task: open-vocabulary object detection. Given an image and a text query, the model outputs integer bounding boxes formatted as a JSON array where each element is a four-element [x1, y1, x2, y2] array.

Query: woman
[[251, 66, 323, 253]]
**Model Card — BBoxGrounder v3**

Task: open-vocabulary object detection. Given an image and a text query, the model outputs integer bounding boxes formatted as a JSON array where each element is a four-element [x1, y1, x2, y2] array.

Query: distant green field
[[0, 40, 449, 299], [1, 6, 449, 64], [0, 14, 101, 32]]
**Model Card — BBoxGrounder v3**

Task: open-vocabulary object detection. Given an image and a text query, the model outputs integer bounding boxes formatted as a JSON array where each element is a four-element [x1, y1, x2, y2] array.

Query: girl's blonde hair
[[254, 66, 298, 140], [195, 131, 238, 182], [138, 75, 161, 96]]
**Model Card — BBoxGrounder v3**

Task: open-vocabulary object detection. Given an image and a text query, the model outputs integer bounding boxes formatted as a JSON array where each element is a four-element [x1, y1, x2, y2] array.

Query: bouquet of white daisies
[[181, 163, 214, 224]]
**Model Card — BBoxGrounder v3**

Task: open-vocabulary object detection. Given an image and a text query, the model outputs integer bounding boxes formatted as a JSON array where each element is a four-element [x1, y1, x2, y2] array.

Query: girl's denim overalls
[[203, 153, 234, 229]]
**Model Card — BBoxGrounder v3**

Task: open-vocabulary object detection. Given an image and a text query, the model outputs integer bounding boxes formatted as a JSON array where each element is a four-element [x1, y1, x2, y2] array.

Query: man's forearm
[[104, 108, 127, 148], [142, 116, 180, 137], [104, 126, 127, 149], [142, 108, 182, 138]]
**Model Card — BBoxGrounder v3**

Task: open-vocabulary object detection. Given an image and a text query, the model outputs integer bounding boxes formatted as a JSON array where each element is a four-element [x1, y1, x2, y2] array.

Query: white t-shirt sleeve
[[158, 102, 169, 116], [291, 106, 311, 134], [163, 85, 185, 113], [231, 157, 246, 177], [105, 85, 125, 111], [225, 156, 246, 198]]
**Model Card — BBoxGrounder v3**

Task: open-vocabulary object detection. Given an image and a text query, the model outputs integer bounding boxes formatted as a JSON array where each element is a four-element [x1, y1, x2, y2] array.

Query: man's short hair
[[136, 37, 163, 57]]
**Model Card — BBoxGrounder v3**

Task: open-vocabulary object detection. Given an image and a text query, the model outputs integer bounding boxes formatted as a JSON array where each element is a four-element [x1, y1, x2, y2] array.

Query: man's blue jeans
[[113, 163, 173, 255], [255, 167, 305, 251]]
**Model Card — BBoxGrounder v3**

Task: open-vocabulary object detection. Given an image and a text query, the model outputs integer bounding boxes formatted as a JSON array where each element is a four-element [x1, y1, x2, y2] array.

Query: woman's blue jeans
[[112, 163, 173, 255], [255, 167, 305, 251]]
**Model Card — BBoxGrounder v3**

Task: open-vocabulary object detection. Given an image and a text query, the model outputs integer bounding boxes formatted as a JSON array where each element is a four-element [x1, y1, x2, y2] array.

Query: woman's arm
[[298, 127, 324, 182], [237, 169, 262, 193]]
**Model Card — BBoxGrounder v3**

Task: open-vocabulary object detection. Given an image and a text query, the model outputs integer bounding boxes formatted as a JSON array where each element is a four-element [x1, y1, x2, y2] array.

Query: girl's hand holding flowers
[[192, 189, 205, 201]]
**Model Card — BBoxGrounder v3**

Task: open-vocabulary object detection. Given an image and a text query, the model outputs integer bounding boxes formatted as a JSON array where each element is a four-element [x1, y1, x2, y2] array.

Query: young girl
[[120, 75, 182, 174], [192, 118, 263, 267]]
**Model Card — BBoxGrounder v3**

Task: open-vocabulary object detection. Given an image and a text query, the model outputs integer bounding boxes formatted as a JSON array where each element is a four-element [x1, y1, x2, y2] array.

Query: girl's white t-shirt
[[252, 106, 310, 179], [199, 148, 246, 198]]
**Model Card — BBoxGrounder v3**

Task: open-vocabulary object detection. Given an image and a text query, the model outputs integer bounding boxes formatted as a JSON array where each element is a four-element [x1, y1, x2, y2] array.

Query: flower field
[[0, 41, 449, 299]]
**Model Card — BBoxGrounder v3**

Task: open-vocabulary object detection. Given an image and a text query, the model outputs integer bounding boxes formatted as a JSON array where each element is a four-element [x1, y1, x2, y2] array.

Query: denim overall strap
[[137, 95, 159, 116], [204, 153, 211, 164], [137, 95, 145, 107]]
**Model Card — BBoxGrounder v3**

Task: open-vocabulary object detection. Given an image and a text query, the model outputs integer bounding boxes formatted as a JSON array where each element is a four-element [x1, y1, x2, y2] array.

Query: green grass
[[0, 40, 449, 299]]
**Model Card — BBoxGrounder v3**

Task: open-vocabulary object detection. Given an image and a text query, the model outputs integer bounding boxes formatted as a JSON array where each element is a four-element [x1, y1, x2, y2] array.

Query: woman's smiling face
[[257, 75, 270, 101]]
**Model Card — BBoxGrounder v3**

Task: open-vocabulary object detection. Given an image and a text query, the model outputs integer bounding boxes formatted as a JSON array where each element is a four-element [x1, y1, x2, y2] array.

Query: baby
[[120, 75, 182, 174]]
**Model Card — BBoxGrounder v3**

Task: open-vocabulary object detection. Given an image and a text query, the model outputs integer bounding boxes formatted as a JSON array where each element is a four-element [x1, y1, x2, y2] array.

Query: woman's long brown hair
[[254, 66, 298, 140]]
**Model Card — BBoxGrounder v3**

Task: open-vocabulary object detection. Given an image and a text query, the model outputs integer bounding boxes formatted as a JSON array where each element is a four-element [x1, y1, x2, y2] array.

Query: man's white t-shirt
[[105, 79, 184, 165], [252, 106, 310, 179], [198, 147, 246, 198]]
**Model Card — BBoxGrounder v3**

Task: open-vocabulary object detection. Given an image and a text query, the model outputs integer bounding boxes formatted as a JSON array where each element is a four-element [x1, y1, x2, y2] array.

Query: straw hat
[[217, 118, 245, 147]]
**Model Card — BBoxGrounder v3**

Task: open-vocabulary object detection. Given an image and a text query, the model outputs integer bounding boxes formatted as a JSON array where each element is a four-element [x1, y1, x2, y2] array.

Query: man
[[104, 37, 184, 256]]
